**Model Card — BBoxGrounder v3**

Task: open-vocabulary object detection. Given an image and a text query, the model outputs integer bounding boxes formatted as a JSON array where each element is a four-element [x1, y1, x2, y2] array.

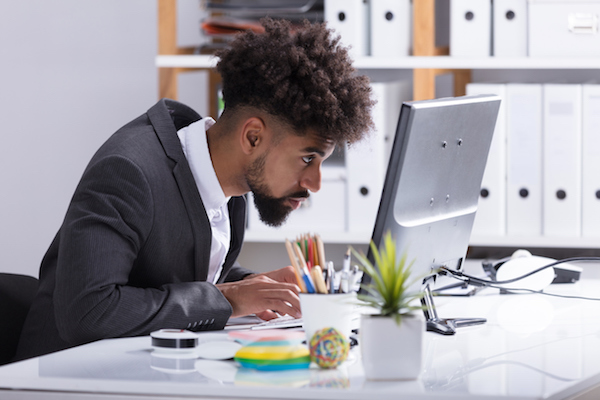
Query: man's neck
[[206, 121, 249, 198]]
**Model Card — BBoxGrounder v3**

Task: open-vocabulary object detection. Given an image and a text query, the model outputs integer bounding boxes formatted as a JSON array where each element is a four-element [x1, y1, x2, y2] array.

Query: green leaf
[[351, 230, 428, 323]]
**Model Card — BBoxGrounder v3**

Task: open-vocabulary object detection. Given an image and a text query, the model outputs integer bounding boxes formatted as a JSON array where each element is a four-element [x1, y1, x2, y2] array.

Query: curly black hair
[[215, 18, 375, 145]]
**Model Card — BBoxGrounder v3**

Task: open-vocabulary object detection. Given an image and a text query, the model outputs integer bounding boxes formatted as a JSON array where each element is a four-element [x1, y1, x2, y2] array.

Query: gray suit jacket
[[16, 99, 252, 360]]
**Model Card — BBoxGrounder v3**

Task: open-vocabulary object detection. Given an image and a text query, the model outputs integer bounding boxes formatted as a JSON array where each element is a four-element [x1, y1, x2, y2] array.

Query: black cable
[[444, 257, 600, 285], [439, 256, 600, 301], [478, 283, 600, 301]]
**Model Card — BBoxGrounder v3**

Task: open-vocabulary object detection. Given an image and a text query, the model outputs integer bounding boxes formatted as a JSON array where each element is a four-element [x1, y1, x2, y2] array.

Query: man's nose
[[300, 164, 322, 193]]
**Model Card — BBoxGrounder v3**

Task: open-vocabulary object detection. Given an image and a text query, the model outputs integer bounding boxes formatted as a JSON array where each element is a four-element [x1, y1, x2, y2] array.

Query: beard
[[246, 154, 309, 227]]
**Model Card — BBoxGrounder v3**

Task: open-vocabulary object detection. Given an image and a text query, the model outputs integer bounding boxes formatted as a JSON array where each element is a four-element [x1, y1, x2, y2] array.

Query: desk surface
[[2, 278, 600, 400]]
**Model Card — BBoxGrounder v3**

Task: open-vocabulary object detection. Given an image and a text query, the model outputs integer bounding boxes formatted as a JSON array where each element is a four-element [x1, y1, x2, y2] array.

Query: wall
[[0, 1, 163, 277]]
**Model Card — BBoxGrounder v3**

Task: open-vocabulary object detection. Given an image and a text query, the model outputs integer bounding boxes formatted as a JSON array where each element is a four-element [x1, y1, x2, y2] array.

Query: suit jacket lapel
[[222, 196, 246, 270], [146, 99, 211, 281]]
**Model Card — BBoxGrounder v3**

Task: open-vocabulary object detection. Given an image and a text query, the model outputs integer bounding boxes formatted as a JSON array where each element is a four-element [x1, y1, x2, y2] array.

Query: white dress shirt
[[177, 117, 231, 284]]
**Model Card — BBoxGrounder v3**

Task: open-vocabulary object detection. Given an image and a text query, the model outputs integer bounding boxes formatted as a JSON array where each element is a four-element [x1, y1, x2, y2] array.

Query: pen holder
[[300, 292, 356, 368]]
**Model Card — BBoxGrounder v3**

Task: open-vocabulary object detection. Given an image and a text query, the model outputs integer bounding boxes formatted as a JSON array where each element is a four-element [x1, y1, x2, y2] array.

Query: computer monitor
[[362, 94, 501, 335]]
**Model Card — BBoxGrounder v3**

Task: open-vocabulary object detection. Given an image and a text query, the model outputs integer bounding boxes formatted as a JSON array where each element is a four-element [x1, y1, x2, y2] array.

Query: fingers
[[216, 276, 301, 319], [255, 310, 279, 321], [243, 274, 300, 294], [261, 266, 300, 285], [259, 291, 301, 318]]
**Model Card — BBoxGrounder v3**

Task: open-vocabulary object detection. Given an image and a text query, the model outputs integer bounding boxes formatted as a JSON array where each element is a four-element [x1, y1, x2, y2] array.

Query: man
[[15, 18, 375, 360]]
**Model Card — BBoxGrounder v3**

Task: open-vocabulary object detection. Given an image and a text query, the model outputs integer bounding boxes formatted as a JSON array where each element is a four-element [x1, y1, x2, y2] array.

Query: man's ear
[[240, 117, 265, 155]]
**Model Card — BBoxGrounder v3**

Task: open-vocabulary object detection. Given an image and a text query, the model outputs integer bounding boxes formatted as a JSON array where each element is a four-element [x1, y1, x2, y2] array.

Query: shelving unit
[[470, 235, 600, 250], [155, 0, 600, 249], [156, 0, 470, 106], [245, 230, 370, 245], [158, 0, 222, 117], [156, 54, 600, 70]]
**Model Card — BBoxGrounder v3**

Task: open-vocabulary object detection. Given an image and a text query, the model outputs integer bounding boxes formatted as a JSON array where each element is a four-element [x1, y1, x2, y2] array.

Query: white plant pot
[[359, 313, 424, 380]]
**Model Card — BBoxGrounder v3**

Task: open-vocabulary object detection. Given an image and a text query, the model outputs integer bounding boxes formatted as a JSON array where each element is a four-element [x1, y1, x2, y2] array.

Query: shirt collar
[[177, 117, 230, 216]]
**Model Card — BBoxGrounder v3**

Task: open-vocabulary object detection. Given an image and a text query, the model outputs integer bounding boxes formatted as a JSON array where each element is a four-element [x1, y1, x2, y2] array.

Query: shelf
[[157, 55, 218, 69], [244, 230, 371, 244], [156, 54, 600, 70], [354, 56, 600, 70], [469, 235, 600, 249], [244, 230, 600, 249]]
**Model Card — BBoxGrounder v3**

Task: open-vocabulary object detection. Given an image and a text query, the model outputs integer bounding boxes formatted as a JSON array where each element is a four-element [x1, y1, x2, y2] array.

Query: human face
[[246, 131, 335, 227]]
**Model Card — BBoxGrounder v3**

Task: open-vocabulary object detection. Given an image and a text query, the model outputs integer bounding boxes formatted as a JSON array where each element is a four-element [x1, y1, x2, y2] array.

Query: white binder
[[346, 80, 410, 233], [542, 84, 582, 237], [325, 0, 370, 58], [450, 0, 492, 56], [466, 83, 506, 237], [370, 0, 411, 57], [582, 84, 600, 237], [529, 0, 600, 57], [493, 0, 527, 57], [505, 84, 543, 236]]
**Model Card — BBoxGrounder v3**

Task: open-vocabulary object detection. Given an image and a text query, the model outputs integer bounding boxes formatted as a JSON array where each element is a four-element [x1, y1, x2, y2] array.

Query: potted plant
[[352, 231, 426, 381]]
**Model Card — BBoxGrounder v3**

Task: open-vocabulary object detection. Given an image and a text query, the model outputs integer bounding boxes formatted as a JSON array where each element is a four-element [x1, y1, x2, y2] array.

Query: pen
[[303, 266, 316, 293], [285, 239, 307, 293], [299, 237, 307, 264], [307, 236, 314, 270], [327, 261, 335, 294], [350, 264, 361, 292], [316, 234, 326, 273], [341, 247, 351, 293], [294, 243, 315, 293], [312, 237, 319, 270], [311, 265, 328, 294]]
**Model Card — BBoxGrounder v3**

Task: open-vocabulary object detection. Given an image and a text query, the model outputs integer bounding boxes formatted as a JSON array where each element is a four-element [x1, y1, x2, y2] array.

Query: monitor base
[[426, 317, 487, 335], [421, 283, 486, 336]]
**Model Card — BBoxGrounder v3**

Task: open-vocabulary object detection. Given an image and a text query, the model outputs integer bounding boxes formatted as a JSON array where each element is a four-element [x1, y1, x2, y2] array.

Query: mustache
[[286, 190, 310, 199]]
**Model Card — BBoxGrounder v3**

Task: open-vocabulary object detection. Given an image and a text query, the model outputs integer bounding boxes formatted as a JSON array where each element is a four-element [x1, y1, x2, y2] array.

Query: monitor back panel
[[368, 95, 501, 291]]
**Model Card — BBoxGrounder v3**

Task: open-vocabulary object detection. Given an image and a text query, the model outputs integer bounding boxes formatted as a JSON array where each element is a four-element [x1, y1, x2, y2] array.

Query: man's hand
[[216, 266, 301, 319], [247, 265, 300, 285]]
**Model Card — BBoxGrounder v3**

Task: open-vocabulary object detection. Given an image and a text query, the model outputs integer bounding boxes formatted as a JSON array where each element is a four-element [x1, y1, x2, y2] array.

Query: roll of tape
[[151, 329, 199, 352]]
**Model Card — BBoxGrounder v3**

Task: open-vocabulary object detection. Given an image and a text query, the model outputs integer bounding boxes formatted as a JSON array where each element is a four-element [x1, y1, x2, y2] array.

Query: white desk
[[2, 277, 600, 399]]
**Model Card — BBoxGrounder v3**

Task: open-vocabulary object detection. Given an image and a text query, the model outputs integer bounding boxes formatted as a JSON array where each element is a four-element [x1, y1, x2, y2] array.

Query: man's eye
[[302, 156, 315, 164]]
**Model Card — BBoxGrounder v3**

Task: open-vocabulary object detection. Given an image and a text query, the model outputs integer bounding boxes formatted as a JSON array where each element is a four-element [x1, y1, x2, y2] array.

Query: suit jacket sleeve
[[222, 262, 255, 282], [53, 154, 234, 345]]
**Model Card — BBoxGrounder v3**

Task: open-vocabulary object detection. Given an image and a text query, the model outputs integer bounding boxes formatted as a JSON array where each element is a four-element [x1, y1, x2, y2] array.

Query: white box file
[[346, 80, 410, 233], [542, 84, 582, 237], [493, 0, 528, 57], [466, 83, 507, 237], [450, 0, 492, 56], [370, 0, 411, 57], [529, 0, 600, 57], [582, 84, 600, 237], [325, 0, 370, 58], [505, 84, 543, 236]]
